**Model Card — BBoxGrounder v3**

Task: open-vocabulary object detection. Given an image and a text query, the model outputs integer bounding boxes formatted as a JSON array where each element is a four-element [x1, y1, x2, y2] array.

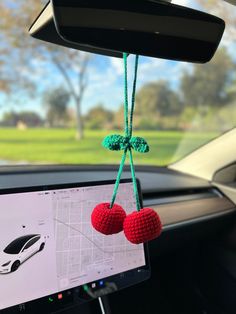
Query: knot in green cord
[[102, 134, 149, 153], [122, 136, 131, 150]]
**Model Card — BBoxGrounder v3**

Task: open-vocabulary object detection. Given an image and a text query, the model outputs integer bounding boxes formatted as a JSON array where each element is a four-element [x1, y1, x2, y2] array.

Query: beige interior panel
[[29, 2, 53, 35], [213, 183, 236, 204], [169, 129, 236, 181]]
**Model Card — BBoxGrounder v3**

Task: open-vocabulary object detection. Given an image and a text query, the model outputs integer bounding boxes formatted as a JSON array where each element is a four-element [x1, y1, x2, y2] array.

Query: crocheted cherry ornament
[[91, 54, 163, 242], [91, 203, 126, 235], [123, 208, 162, 244]]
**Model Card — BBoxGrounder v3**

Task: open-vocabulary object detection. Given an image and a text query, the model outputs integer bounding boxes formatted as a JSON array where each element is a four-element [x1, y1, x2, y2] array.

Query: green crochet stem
[[109, 149, 127, 208], [124, 52, 129, 137], [129, 148, 141, 210], [129, 54, 139, 138], [109, 53, 141, 211]]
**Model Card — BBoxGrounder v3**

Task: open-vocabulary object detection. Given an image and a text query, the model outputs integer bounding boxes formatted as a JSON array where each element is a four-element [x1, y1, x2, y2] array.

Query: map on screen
[[0, 182, 145, 310]]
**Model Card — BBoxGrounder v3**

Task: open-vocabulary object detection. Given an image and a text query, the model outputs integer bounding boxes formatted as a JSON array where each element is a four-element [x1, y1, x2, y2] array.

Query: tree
[[44, 87, 70, 127], [197, 0, 236, 107], [180, 48, 235, 108], [197, 0, 236, 38], [18, 111, 43, 127], [85, 104, 114, 130], [135, 81, 182, 117], [114, 106, 124, 130], [1, 111, 19, 127], [1, 110, 43, 127], [0, 0, 90, 139]]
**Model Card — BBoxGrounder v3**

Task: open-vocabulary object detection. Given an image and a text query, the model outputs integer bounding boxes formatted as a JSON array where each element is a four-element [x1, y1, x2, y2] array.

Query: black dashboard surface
[[0, 165, 210, 193]]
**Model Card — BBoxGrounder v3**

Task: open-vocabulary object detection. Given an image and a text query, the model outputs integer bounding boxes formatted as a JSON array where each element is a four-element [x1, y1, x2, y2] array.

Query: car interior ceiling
[[2, 0, 236, 314]]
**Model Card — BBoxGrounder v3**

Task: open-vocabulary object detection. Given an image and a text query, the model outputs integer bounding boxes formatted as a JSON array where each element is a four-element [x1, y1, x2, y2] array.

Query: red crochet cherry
[[91, 203, 126, 235], [123, 208, 162, 244]]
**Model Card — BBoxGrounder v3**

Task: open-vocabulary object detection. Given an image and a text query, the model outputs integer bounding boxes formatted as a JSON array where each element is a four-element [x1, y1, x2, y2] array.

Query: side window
[[23, 236, 40, 250]]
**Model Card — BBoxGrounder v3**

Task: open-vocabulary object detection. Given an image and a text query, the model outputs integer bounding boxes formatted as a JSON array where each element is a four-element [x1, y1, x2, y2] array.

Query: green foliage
[[1, 0, 236, 137], [135, 117, 158, 130], [157, 116, 181, 131], [113, 106, 125, 130], [44, 87, 70, 127], [178, 103, 236, 132], [1, 111, 43, 127], [107, 47, 235, 132], [135, 80, 183, 117], [181, 48, 236, 108], [1, 112, 19, 127], [85, 104, 114, 130], [0, 0, 91, 139]]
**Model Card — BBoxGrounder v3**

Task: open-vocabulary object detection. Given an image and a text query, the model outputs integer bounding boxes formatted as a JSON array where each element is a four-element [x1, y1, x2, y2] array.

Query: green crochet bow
[[103, 134, 149, 153], [103, 53, 149, 211]]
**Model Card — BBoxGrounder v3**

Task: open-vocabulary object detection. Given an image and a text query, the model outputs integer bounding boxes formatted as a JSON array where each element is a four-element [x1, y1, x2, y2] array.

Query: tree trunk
[[75, 57, 89, 140], [75, 97, 84, 140], [51, 54, 90, 141]]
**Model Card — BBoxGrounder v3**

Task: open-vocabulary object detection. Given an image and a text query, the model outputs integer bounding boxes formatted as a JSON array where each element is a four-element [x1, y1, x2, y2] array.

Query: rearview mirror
[[30, 0, 225, 63], [29, 1, 123, 58]]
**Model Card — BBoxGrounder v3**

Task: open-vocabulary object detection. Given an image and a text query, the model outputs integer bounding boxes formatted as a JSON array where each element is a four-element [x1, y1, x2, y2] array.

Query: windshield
[[0, 0, 235, 166], [3, 235, 38, 254]]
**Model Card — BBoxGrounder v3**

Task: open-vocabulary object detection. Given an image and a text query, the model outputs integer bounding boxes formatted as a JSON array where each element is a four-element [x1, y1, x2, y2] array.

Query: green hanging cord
[[109, 53, 143, 211], [129, 148, 141, 211], [109, 53, 130, 208], [103, 55, 148, 153], [123, 52, 129, 137], [129, 55, 139, 138], [128, 54, 141, 211], [109, 149, 127, 208]]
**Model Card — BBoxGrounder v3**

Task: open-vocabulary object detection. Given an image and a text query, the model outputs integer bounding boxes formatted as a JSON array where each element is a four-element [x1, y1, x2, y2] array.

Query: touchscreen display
[[0, 181, 145, 310]]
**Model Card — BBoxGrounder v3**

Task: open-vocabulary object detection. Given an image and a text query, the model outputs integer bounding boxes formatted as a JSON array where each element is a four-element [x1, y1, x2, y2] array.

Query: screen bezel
[[0, 178, 150, 313]]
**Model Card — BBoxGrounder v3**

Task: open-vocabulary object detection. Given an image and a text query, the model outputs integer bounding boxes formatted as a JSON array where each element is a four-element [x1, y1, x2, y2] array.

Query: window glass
[[23, 237, 40, 250], [0, 0, 235, 166], [4, 238, 28, 254]]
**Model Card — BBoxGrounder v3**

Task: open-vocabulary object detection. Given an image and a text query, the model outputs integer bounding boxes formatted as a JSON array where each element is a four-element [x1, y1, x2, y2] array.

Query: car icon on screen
[[0, 234, 46, 273]]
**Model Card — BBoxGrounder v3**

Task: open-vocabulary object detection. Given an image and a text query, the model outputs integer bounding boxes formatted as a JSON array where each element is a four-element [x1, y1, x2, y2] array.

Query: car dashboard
[[0, 165, 235, 314], [0, 165, 234, 230]]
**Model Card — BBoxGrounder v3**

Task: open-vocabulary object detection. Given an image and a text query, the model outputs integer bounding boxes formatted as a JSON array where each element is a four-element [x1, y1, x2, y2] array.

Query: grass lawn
[[0, 128, 218, 166]]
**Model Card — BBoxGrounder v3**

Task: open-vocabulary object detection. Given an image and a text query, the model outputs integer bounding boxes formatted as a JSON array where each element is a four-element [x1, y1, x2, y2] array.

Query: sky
[[0, 0, 234, 118]]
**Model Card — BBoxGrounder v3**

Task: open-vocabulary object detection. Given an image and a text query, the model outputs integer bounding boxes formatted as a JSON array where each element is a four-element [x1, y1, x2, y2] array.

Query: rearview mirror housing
[[30, 0, 225, 63]]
